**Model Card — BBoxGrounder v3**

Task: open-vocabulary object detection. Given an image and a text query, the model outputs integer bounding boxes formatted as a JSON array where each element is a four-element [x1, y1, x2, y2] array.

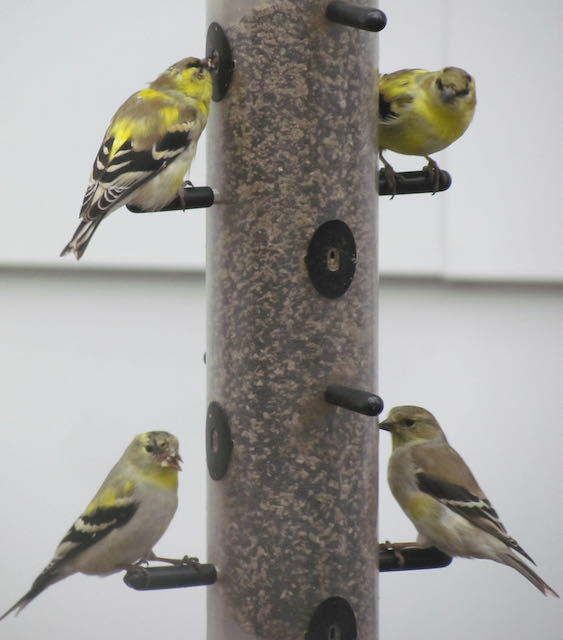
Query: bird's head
[[158, 57, 212, 104], [434, 67, 476, 107], [379, 406, 447, 449], [130, 431, 183, 472]]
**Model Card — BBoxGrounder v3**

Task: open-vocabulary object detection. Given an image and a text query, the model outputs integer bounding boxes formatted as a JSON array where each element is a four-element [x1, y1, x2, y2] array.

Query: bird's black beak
[[379, 420, 392, 432]]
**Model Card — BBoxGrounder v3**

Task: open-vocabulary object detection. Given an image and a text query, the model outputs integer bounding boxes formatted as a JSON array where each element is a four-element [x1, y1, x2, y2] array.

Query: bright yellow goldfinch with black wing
[[377, 67, 476, 193], [1, 431, 182, 619], [61, 57, 212, 260], [380, 406, 558, 597]]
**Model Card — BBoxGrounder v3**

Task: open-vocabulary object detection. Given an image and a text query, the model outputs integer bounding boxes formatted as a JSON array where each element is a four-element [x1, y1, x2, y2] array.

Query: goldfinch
[[1, 431, 182, 619], [377, 67, 476, 193], [380, 406, 558, 597], [61, 57, 212, 259]]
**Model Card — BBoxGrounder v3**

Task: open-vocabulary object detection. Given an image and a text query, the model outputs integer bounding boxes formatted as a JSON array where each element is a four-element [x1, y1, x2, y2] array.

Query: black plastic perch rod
[[205, 1, 381, 638], [378, 169, 452, 196], [126, 186, 215, 212], [124, 564, 217, 590], [379, 546, 452, 572], [326, 1, 387, 31], [325, 385, 384, 416]]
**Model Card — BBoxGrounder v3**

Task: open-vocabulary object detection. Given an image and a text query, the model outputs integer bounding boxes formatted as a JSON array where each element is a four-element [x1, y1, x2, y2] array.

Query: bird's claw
[[379, 540, 410, 568], [379, 167, 399, 198], [177, 181, 194, 211], [146, 553, 200, 568], [423, 157, 441, 194], [378, 151, 400, 198], [180, 555, 201, 571]]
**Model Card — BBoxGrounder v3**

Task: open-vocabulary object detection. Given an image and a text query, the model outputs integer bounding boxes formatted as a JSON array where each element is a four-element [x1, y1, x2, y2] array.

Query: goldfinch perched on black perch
[[61, 57, 212, 260], [1, 431, 182, 619], [377, 67, 476, 194], [380, 406, 558, 597]]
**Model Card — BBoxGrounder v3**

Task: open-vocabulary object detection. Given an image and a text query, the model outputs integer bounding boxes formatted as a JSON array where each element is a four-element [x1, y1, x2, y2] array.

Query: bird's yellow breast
[[139, 466, 178, 491], [379, 84, 475, 156]]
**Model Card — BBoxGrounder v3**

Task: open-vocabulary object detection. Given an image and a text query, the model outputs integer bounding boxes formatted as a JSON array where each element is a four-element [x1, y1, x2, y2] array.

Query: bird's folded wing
[[80, 117, 194, 221], [413, 445, 535, 564], [54, 498, 140, 563], [378, 70, 426, 122]]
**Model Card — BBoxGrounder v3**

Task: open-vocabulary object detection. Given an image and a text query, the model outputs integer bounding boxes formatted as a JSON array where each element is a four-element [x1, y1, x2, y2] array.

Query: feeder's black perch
[[325, 385, 384, 417], [379, 169, 451, 196], [379, 545, 452, 572], [326, 2, 387, 32], [126, 186, 215, 213], [123, 564, 217, 590]]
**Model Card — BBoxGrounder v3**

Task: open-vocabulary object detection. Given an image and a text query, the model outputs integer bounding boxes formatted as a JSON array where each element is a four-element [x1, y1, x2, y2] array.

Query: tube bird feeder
[[205, 1, 382, 638]]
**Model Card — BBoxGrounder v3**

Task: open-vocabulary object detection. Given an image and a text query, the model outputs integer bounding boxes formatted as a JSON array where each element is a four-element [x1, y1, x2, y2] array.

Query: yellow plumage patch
[[160, 106, 181, 129], [175, 70, 212, 115], [138, 88, 168, 101], [404, 493, 437, 521], [391, 432, 429, 450], [107, 119, 134, 161], [85, 487, 116, 513], [83, 476, 135, 514], [140, 467, 178, 490]]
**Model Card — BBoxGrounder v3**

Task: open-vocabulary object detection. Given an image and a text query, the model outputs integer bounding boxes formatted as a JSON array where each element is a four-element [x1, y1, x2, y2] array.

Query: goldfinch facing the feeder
[[0, 431, 182, 619], [380, 406, 558, 597], [61, 57, 212, 260], [377, 67, 476, 193]]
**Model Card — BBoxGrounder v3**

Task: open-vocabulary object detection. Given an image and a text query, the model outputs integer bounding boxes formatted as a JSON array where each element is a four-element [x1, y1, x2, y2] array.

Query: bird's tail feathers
[[60, 217, 104, 260], [0, 562, 70, 620], [499, 551, 559, 598]]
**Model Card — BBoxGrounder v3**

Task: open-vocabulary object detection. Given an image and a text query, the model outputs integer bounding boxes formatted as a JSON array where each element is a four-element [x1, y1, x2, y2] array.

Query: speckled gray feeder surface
[[206, 1, 378, 638]]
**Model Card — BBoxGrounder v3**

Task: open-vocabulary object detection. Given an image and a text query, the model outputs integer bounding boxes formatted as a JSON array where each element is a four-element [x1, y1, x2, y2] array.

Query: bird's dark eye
[[436, 78, 443, 90], [404, 419, 415, 427], [145, 445, 154, 453]]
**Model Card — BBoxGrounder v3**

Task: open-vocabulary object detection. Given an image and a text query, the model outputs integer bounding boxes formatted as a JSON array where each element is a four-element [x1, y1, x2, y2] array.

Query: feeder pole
[[205, 1, 380, 638]]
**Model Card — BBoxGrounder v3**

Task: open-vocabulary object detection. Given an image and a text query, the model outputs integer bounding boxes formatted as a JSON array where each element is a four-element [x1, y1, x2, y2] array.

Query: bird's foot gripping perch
[[177, 181, 195, 210], [378, 150, 400, 198], [423, 156, 442, 194], [378, 542, 453, 572], [147, 552, 201, 569], [378, 540, 414, 568]]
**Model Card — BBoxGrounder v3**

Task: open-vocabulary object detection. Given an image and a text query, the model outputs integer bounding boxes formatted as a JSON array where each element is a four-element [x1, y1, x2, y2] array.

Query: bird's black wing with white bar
[[80, 124, 193, 222], [59, 500, 140, 558], [415, 471, 535, 563]]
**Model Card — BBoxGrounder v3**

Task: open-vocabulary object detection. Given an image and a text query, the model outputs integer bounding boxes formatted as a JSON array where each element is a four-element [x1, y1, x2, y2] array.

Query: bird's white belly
[[416, 505, 506, 560], [128, 144, 197, 211]]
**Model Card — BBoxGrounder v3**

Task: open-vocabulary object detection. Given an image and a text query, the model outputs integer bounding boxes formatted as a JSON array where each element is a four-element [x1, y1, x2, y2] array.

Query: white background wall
[[0, 1, 561, 639]]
